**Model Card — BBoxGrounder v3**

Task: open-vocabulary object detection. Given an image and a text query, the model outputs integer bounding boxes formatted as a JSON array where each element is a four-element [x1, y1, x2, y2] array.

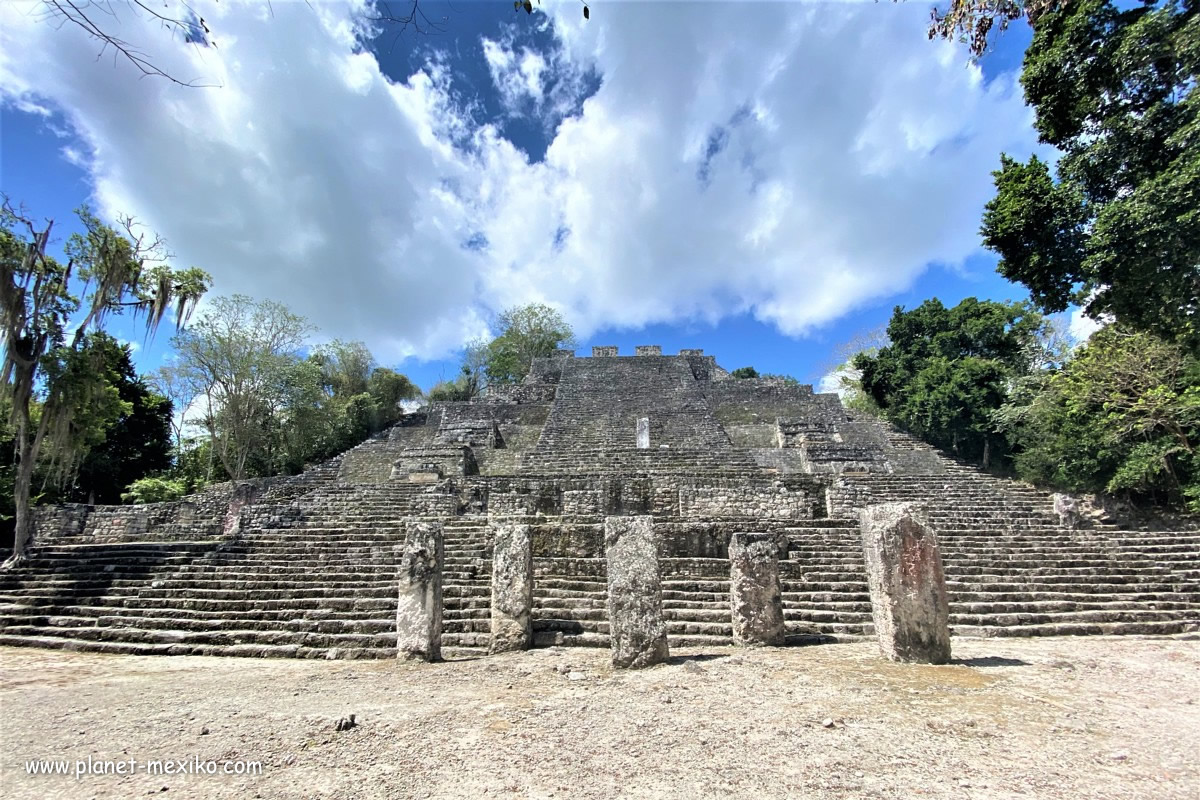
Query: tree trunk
[[8, 437, 36, 566], [5, 357, 44, 568]]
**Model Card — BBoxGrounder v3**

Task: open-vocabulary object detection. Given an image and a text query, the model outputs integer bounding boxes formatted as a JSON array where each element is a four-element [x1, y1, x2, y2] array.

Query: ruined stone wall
[[827, 478, 875, 518], [30, 448, 355, 545], [747, 449, 811, 474], [436, 402, 550, 427], [677, 479, 813, 519], [474, 475, 822, 520], [705, 379, 816, 410], [496, 505, 803, 562], [481, 384, 558, 403], [32, 480, 261, 545], [237, 484, 458, 531]]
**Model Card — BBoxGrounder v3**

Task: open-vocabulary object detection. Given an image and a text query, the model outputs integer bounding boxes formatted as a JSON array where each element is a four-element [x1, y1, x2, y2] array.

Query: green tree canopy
[[485, 304, 576, 384], [65, 334, 173, 505], [854, 297, 1044, 467], [980, 0, 1199, 345], [997, 326, 1199, 508], [172, 299, 420, 479], [1, 202, 208, 562], [172, 295, 313, 480]]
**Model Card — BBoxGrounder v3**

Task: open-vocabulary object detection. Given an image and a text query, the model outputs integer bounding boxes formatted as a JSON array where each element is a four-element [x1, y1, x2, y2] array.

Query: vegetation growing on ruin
[[854, 298, 1046, 470], [168, 297, 422, 482], [1, 203, 209, 561], [840, 0, 1200, 510]]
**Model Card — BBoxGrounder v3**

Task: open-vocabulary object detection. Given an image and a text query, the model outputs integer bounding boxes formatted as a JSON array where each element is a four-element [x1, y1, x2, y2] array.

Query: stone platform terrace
[[0, 346, 1197, 658]]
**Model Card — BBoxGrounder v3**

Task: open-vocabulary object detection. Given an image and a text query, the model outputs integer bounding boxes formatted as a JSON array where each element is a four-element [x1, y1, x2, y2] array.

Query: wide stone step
[[0, 576, 406, 592], [0, 631, 402, 658], [0, 623, 398, 649], [533, 606, 608, 622], [952, 619, 1200, 637], [0, 612, 397, 635], [0, 595, 398, 615], [947, 578, 1190, 592], [786, 609, 873, 623], [442, 618, 490, 633], [0, 602, 407, 624], [950, 608, 1200, 626], [950, 599, 1195, 614]]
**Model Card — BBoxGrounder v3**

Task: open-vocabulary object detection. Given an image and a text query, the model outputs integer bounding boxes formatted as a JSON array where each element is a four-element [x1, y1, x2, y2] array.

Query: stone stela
[[489, 521, 533, 653], [859, 503, 951, 664], [729, 532, 786, 646], [604, 516, 670, 668], [10, 345, 1196, 660], [396, 521, 444, 662]]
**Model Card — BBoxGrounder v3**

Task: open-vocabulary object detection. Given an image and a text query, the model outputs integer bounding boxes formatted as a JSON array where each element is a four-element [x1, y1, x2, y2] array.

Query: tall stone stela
[[604, 516, 669, 669], [489, 521, 533, 653], [729, 532, 786, 646], [859, 503, 951, 664], [396, 521, 444, 662]]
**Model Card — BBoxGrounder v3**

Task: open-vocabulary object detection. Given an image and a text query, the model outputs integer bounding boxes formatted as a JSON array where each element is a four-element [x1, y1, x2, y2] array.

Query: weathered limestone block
[[1052, 493, 1081, 529], [729, 532, 786, 646], [605, 516, 669, 669], [637, 417, 650, 449], [396, 521, 443, 662], [635, 345, 662, 356], [859, 503, 951, 664], [592, 346, 618, 357], [489, 522, 533, 653]]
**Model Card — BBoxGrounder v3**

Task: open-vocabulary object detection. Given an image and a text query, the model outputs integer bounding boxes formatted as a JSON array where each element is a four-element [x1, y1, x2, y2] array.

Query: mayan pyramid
[[1, 346, 1196, 657]]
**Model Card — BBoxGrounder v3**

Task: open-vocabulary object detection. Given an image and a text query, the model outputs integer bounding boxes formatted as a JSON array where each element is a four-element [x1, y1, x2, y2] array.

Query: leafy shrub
[[121, 477, 188, 504]]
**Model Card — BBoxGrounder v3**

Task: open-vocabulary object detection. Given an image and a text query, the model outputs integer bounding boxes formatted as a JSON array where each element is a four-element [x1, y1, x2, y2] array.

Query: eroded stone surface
[[729, 532, 786, 646], [1052, 493, 1082, 530], [636, 418, 650, 449], [604, 516, 669, 668], [859, 503, 950, 664], [397, 520, 443, 662], [489, 521, 533, 653]]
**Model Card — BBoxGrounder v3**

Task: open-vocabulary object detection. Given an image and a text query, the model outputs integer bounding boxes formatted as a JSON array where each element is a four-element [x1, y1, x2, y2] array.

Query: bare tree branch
[[40, 0, 220, 87], [364, 0, 450, 55]]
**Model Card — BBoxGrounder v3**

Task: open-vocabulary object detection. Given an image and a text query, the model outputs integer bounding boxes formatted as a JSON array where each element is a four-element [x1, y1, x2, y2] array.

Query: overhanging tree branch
[[40, 0, 219, 87]]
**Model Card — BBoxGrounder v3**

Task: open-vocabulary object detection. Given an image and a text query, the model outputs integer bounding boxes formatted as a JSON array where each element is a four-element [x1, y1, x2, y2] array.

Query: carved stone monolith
[[604, 516, 669, 668], [489, 521, 533, 653], [729, 532, 786, 646], [396, 520, 443, 662], [859, 503, 951, 664]]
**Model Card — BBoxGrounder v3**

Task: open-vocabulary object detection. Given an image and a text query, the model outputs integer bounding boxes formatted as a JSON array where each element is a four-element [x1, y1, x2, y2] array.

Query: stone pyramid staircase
[[0, 484, 458, 659], [1, 350, 1196, 658], [0, 502, 1196, 656], [522, 356, 760, 475], [517, 520, 1200, 649]]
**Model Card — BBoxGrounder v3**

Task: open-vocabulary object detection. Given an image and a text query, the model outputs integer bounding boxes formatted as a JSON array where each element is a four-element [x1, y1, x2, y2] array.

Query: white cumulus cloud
[[0, 0, 1042, 362], [1068, 307, 1107, 344]]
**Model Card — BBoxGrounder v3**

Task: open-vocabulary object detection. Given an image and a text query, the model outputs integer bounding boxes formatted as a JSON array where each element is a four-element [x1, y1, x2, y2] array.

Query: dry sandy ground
[[0, 637, 1197, 800]]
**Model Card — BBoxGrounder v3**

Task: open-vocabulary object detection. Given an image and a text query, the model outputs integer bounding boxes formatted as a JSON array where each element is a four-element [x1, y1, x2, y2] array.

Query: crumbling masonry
[[0, 347, 1196, 658]]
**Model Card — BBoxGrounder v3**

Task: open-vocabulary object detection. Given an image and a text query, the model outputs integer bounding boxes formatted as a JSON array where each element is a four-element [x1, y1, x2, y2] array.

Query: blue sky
[[0, 0, 1052, 391]]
